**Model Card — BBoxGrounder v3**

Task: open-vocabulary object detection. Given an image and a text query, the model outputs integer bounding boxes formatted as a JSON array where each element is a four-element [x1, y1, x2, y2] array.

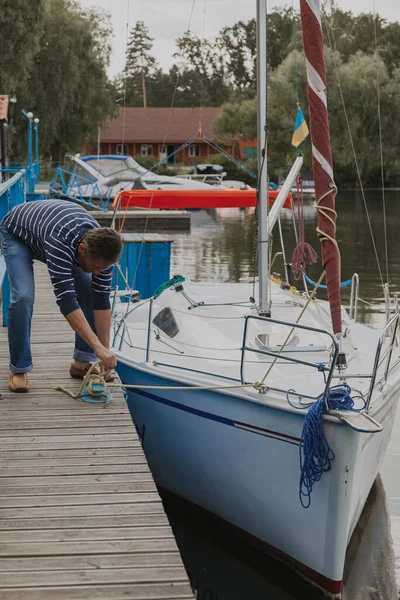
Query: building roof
[[100, 107, 222, 143]]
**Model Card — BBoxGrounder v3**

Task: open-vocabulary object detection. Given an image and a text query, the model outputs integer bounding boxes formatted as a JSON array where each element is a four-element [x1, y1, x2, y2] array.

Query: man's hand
[[65, 308, 116, 369], [95, 345, 117, 370]]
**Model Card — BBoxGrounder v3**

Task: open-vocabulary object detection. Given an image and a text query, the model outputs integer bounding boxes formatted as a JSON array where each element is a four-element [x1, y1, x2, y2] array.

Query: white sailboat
[[111, 1, 400, 596]]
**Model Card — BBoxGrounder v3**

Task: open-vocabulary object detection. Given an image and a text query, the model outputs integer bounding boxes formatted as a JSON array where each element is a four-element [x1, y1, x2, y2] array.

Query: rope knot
[[86, 374, 108, 397], [253, 382, 269, 394], [54, 361, 113, 405]]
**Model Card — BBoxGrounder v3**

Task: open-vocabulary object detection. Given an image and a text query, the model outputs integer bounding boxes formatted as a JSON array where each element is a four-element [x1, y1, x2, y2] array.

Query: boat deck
[[0, 264, 193, 599]]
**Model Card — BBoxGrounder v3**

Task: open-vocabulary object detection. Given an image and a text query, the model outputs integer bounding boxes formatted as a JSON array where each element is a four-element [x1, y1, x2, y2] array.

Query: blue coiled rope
[[287, 384, 366, 508]]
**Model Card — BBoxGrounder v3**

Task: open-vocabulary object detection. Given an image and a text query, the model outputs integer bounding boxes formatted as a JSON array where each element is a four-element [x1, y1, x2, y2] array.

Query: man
[[0, 199, 123, 393]]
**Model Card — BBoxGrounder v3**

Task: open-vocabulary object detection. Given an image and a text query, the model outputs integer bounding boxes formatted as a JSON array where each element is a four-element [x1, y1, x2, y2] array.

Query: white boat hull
[[115, 358, 399, 598], [111, 279, 400, 597]]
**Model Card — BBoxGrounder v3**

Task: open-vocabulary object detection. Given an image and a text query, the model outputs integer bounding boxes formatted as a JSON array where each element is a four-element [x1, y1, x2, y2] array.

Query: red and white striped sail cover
[[300, 0, 342, 336]]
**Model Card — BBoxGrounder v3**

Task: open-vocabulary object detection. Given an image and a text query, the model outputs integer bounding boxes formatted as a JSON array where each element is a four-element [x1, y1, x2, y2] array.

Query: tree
[[125, 21, 158, 107], [217, 20, 257, 96], [213, 45, 400, 187], [216, 9, 299, 99], [213, 98, 256, 143], [322, 6, 400, 74], [267, 8, 300, 70], [7, 0, 116, 161], [268, 48, 400, 186], [174, 32, 231, 106], [0, 0, 45, 158], [0, 0, 44, 95]]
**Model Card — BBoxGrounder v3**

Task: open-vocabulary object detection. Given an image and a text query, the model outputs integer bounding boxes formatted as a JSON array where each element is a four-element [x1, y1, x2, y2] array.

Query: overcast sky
[[78, 0, 399, 78]]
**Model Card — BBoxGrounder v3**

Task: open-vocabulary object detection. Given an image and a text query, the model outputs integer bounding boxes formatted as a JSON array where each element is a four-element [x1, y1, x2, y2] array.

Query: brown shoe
[[9, 372, 29, 393], [69, 363, 117, 382], [69, 363, 100, 379]]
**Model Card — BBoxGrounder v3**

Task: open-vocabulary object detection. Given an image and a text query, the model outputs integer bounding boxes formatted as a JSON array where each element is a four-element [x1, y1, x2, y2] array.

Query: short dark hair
[[83, 228, 123, 263]]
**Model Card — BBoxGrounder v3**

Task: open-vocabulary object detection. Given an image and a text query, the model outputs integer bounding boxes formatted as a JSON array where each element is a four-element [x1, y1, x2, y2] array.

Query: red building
[[89, 107, 256, 166]]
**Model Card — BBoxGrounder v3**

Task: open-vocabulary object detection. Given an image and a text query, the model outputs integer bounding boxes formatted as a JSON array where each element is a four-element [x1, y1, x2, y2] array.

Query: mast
[[256, 0, 269, 315], [300, 0, 342, 335]]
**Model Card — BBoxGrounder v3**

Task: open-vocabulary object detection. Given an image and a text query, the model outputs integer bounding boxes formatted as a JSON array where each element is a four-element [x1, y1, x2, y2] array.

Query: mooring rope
[[54, 362, 114, 405], [55, 361, 366, 509], [54, 360, 256, 400]]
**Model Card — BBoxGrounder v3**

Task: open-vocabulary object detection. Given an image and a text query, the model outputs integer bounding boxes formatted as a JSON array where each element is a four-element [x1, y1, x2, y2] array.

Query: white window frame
[[141, 144, 153, 157], [188, 144, 201, 157], [116, 143, 129, 156]]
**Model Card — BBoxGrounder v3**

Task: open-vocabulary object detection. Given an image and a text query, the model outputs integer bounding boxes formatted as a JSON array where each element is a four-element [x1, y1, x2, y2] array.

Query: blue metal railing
[[50, 166, 112, 211], [0, 170, 26, 326], [1, 159, 40, 195]]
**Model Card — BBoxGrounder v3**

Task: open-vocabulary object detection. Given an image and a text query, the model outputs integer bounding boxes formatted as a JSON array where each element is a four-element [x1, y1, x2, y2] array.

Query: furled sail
[[300, 0, 342, 335]]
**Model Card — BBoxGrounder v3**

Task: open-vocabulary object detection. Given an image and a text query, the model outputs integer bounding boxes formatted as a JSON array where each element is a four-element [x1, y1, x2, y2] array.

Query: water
[[156, 192, 400, 599]]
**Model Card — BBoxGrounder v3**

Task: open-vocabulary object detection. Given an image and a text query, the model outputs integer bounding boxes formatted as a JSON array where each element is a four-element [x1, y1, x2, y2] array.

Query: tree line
[[123, 8, 400, 186], [0, 0, 116, 162], [2, 1, 400, 185]]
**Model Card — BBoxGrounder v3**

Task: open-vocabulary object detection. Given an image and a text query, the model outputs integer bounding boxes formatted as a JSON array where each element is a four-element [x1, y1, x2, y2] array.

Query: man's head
[[77, 228, 123, 274]]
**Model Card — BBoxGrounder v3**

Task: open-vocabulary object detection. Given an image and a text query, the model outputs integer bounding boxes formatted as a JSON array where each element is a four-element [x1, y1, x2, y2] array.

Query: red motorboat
[[112, 188, 293, 210]]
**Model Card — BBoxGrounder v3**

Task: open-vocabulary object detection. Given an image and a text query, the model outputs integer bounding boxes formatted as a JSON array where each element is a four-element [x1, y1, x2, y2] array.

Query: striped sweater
[[2, 199, 113, 316]]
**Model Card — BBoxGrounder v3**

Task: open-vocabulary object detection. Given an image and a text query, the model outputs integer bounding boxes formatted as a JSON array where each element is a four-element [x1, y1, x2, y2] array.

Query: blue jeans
[[0, 223, 97, 373]]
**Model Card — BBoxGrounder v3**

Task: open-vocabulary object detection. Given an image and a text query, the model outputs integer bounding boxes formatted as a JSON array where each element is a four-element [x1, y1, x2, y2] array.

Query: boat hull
[[116, 360, 399, 598], [112, 188, 293, 210]]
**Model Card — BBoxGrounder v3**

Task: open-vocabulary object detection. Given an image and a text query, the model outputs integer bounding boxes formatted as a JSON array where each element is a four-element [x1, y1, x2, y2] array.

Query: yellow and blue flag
[[291, 106, 309, 148]]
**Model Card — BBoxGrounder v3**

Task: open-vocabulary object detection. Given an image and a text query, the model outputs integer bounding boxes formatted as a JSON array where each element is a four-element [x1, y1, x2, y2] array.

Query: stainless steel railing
[[240, 315, 339, 410], [366, 312, 400, 411]]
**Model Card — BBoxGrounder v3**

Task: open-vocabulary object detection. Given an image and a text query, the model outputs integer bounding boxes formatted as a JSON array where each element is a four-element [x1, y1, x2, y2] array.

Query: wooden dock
[[0, 264, 194, 600], [82, 210, 190, 232]]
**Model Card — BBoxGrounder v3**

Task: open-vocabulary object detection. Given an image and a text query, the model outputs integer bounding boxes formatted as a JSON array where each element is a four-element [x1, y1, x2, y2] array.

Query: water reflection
[[161, 490, 318, 600], [166, 196, 400, 598], [160, 476, 396, 600], [343, 476, 397, 599], [171, 191, 400, 329]]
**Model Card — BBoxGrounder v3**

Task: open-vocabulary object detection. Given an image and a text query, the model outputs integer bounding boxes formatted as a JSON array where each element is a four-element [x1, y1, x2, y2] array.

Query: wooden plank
[[0, 566, 187, 587], [0, 473, 153, 486], [0, 448, 143, 459], [0, 465, 151, 477], [0, 583, 194, 600], [0, 492, 160, 508], [1, 455, 146, 466], [0, 514, 170, 531], [0, 539, 179, 557], [0, 526, 174, 543], [0, 440, 141, 451], [0, 503, 166, 519], [0, 426, 137, 437], [0, 262, 193, 599], [0, 483, 155, 496], [0, 433, 137, 443], [0, 551, 182, 571], [0, 403, 128, 413], [0, 421, 139, 431]]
